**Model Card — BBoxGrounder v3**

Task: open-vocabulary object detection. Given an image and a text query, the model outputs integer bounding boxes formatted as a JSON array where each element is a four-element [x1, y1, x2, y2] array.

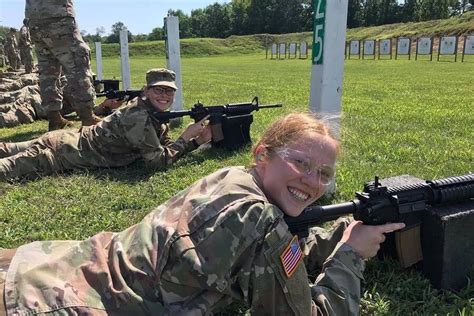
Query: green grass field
[[1, 54, 473, 314]]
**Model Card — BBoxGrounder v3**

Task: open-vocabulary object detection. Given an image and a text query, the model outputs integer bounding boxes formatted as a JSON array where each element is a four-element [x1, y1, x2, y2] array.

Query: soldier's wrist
[[192, 138, 200, 148]]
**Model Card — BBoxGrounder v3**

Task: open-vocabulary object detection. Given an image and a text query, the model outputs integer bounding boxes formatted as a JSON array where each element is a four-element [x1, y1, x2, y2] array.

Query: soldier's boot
[[77, 108, 101, 127], [48, 110, 73, 131]]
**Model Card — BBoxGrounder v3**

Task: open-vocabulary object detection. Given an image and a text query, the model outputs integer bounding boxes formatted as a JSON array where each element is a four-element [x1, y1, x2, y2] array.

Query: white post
[[119, 29, 131, 90], [309, 0, 348, 194], [94, 42, 103, 80], [165, 16, 184, 112], [309, 0, 348, 136]]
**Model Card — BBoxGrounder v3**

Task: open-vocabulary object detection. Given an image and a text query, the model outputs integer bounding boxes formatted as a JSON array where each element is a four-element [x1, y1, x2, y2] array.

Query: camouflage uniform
[[0, 71, 38, 93], [3, 32, 21, 71], [1, 167, 364, 315], [0, 43, 5, 68], [0, 72, 112, 128], [0, 97, 198, 180], [18, 24, 34, 74], [0, 85, 40, 128], [25, 0, 96, 113], [0, 71, 48, 128]]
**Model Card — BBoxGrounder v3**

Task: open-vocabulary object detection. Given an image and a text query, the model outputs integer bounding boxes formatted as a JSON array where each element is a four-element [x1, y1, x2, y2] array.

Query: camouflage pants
[[0, 130, 95, 181], [0, 106, 36, 128], [0, 132, 63, 181], [4, 47, 20, 71], [0, 248, 16, 316], [19, 46, 34, 74], [30, 17, 95, 112]]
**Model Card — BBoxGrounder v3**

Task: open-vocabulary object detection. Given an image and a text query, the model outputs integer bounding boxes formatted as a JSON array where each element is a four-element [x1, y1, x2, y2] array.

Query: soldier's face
[[255, 133, 337, 217], [145, 85, 175, 111]]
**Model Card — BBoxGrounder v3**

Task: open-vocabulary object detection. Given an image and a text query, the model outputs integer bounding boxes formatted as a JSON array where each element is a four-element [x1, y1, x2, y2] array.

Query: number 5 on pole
[[312, 0, 326, 65]]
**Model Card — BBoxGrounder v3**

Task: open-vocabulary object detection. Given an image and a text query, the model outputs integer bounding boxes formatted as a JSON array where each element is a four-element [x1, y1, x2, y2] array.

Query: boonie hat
[[146, 68, 177, 90]]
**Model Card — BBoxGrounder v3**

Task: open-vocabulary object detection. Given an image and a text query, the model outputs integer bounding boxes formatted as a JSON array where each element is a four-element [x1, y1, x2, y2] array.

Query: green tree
[[167, 9, 193, 38], [148, 27, 164, 41], [246, 0, 274, 34], [202, 3, 232, 38], [348, 0, 365, 28], [133, 34, 148, 42], [301, 0, 313, 31], [418, 0, 454, 20], [379, 0, 400, 24], [363, 0, 381, 26], [230, 0, 250, 35], [106, 22, 133, 43], [400, 0, 420, 22], [190, 9, 206, 37], [271, 0, 306, 33]]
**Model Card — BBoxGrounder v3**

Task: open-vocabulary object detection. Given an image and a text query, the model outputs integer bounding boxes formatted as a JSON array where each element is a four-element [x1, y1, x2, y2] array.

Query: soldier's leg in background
[[15, 106, 36, 125], [0, 106, 35, 128], [34, 27, 73, 130], [54, 18, 99, 127], [14, 51, 21, 71], [0, 138, 38, 158], [35, 41, 63, 113], [24, 49, 34, 74], [0, 111, 22, 128], [0, 248, 17, 316], [303, 217, 352, 280], [0, 144, 61, 181]]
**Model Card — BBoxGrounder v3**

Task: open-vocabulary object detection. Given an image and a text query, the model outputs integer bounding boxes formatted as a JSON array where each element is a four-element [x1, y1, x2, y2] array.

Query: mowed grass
[[0, 54, 473, 314]]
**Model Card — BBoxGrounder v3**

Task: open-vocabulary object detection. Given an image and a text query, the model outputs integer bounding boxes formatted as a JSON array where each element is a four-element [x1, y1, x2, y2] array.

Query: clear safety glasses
[[271, 147, 335, 185]]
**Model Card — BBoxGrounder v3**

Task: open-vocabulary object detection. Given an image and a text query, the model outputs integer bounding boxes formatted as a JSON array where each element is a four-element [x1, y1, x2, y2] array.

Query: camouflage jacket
[[4, 167, 364, 315], [4, 34, 18, 51], [18, 26, 32, 49], [25, 0, 75, 21], [0, 72, 38, 93], [52, 97, 197, 169]]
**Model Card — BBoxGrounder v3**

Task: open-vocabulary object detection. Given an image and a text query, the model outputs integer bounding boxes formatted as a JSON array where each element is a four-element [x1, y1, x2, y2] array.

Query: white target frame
[[362, 39, 376, 59], [437, 36, 458, 62], [349, 40, 360, 59], [278, 43, 286, 59], [288, 42, 297, 58], [271, 43, 278, 59], [415, 37, 433, 61], [396, 37, 411, 60], [299, 41, 308, 59], [378, 39, 392, 59], [462, 35, 474, 62]]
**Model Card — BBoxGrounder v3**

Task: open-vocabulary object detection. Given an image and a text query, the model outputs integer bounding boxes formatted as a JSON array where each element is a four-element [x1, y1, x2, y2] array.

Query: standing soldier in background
[[25, 0, 101, 131], [0, 38, 6, 68], [4, 28, 21, 71], [18, 18, 34, 74]]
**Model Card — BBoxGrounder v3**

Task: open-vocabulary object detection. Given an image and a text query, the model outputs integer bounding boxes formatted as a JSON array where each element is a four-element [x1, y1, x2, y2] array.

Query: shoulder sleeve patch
[[280, 235, 304, 278]]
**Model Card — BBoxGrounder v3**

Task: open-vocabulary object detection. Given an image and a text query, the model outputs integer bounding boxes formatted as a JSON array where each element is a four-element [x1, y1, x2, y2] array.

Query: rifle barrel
[[257, 104, 283, 109]]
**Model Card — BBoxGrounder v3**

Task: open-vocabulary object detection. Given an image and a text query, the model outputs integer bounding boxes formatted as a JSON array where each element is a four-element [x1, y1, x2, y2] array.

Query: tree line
[[81, 0, 474, 43]]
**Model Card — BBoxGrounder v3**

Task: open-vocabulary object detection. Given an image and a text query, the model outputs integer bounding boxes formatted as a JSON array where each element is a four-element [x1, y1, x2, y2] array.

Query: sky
[[0, 0, 229, 35]]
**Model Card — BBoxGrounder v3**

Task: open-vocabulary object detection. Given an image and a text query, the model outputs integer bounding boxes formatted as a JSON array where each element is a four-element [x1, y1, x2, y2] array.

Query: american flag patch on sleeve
[[279, 235, 304, 278]]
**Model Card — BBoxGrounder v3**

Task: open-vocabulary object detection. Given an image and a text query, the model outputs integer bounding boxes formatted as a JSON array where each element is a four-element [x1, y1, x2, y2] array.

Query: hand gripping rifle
[[285, 174, 474, 266], [153, 96, 282, 150]]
